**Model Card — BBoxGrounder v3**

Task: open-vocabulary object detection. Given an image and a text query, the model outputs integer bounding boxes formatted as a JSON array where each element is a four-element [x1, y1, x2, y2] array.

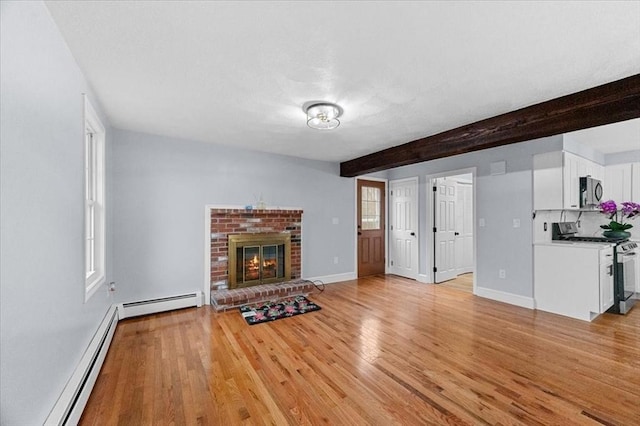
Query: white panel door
[[455, 181, 474, 275], [435, 178, 457, 283], [389, 178, 418, 279]]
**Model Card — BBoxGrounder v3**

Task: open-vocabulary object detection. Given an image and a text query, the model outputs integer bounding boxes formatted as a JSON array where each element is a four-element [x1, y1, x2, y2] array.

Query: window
[[361, 186, 381, 230], [84, 96, 105, 301]]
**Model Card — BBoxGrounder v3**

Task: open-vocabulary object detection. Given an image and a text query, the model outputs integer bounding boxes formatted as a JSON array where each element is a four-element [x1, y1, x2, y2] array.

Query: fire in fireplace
[[228, 233, 291, 289], [240, 245, 283, 282]]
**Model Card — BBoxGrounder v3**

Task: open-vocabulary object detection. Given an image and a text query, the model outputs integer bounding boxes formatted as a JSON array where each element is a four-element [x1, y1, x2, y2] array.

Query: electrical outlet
[[499, 269, 506, 279], [513, 219, 520, 228], [333, 256, 339, 264], [479, 218, 486, 227], [332, 217, 339, 225], [109, 282, 116, 291]]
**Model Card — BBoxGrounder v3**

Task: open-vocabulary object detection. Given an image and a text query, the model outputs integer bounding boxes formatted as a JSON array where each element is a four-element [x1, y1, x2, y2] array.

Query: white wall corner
[[475, 286, 535, 309]]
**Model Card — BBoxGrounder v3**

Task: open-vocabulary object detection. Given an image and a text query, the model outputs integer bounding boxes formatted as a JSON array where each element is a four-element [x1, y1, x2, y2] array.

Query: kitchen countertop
[[534, 241, 616, 249]]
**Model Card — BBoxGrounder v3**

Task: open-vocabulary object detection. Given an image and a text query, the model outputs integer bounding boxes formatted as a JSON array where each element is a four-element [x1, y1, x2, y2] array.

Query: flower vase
[[602, 230, 631, 240]]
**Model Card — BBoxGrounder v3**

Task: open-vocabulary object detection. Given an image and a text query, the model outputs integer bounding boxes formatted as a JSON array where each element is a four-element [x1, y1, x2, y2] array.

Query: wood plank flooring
[[80, 275, 640, 425], [437, 273, 473, 293]]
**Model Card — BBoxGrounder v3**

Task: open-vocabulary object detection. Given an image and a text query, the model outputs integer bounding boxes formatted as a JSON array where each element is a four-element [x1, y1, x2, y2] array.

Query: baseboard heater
[[45, 305, 119, 426], [118, 292, 203, 319]]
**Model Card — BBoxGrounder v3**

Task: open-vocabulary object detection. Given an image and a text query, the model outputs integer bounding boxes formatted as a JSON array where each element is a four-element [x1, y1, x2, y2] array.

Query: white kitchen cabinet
[[604, 163, 632, 202], [594, 163, 605, 182], [632, 162, 640, 202], [634, 244, 640, 293], [533, 151, 603, 210], [534, 243, 614, 321], [599, 253, 615, 312], [563, 152, 582, 209]]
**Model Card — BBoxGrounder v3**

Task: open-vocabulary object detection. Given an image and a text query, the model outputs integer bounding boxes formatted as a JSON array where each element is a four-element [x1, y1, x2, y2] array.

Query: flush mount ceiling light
[[304, 102, 343, 130]]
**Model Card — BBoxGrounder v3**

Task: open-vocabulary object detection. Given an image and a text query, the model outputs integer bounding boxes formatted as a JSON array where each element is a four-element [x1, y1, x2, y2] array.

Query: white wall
[[111, 129, 355, 303], [563, 134, 607, 164], [0, 2, 114, 424], [386, 136, 564, 299], [606, 150, 640, 165]]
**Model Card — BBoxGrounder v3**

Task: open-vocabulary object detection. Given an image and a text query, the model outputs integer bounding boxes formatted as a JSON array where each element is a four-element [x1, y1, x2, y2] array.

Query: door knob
[[358, 232, 362, 235], [410, 232, 416, 236], [454, 232, 460, 236]]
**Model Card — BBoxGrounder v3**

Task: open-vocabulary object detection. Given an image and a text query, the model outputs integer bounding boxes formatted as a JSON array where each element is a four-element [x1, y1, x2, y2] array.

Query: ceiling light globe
[[304, 102, 343, 130], [307, 117, 340, 130]]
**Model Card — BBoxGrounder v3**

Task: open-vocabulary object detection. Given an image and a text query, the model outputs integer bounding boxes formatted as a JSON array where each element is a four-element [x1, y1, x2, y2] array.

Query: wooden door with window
[[357, 180, 386, 277]]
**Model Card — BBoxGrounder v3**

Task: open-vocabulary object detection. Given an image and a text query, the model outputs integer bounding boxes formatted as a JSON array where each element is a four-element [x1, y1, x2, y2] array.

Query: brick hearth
[[210, 280, 315, 311]]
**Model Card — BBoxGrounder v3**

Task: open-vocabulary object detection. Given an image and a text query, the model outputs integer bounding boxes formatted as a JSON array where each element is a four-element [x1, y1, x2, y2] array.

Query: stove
[[560, 236, 618, 243], [552, 222, 627, 244], [551, 222, 634, 315], [614, 241, 637, 314]]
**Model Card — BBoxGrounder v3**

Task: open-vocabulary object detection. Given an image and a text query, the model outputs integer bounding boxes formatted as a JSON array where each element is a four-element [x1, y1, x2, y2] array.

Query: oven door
[[618, 252, 637, 313], [621, 252, 637, 297]]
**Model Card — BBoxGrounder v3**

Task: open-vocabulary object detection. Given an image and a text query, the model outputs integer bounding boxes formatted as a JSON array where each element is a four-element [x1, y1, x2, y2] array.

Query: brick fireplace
[[210, 208, 302, 291]]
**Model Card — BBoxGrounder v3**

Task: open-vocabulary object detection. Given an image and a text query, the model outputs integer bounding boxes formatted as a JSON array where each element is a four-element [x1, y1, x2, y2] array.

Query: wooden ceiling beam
[[340, 74, 640, 177]]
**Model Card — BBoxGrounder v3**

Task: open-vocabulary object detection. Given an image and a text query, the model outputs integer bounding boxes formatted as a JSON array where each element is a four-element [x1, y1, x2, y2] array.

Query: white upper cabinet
[[604, 163, 632, 202], [563, 152, 582, 209], [533, 151, 603, 210], [632, 162, 640, 202], [603, 162, 640, 203]]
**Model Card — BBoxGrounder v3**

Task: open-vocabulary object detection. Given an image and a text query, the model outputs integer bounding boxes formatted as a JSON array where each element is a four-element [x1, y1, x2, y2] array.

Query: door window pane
[[362, 186, 381, 230]]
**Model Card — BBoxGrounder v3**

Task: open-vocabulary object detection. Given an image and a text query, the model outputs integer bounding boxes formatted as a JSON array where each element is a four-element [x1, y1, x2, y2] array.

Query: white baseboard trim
[[417, 274, 430, 284], [45, 305, 118, 426], [46, 291, 207, 424], [117, 291, 203, 319], [303, 272, 357, 284], [475, 286, 535, 309]]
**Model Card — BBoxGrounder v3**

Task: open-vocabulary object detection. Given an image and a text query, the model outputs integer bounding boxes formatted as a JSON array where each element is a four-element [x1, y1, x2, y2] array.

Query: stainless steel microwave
[[579, 176, 603, 208]]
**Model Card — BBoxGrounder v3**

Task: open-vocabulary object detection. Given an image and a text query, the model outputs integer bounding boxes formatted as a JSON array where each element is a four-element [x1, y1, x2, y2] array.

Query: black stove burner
[[561, 236, 623, 243], [551, 223, 628, 244]]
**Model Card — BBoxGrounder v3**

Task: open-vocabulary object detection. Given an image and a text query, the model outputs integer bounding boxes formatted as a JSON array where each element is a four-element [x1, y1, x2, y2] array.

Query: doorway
[[357, 179, 386, 277], [429, 171, 475, 289]]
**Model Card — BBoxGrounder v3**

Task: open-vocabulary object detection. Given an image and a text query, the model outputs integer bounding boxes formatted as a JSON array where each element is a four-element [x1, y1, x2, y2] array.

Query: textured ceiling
[[45, 1, 640, 162]]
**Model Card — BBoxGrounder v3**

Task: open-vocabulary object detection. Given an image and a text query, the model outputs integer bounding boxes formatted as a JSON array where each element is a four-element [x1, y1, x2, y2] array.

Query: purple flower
[[599, 200, 639, 231], [599, 200, 617, 215], [621, 201, 640, 218]]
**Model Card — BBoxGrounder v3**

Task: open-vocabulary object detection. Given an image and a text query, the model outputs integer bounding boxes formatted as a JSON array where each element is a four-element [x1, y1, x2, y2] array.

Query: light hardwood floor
[[81, 275, 640, 425], [437, 273, 473, 293]]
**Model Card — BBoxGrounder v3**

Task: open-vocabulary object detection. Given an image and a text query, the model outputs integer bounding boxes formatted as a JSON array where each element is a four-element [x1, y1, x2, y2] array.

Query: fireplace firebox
[[228, 233, 291, 289]]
